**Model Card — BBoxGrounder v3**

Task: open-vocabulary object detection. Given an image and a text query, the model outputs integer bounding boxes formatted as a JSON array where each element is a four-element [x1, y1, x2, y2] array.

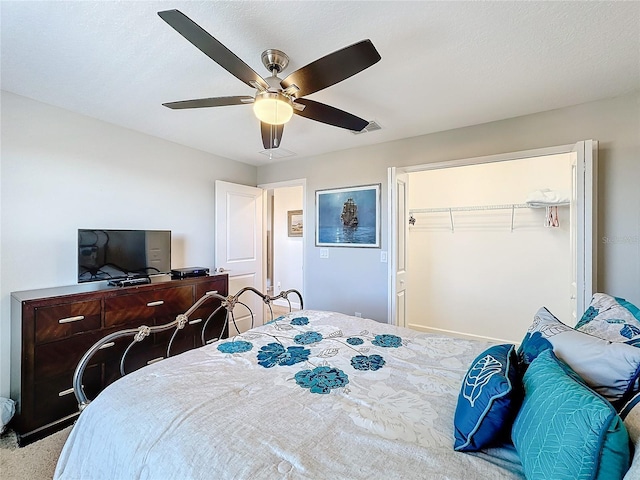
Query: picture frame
[[287, 210, 303, 237], [315, 184, 380, 247]]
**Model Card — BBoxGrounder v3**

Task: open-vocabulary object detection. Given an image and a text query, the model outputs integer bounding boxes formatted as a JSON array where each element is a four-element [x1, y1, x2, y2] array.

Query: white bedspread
[[55, 310, 526, 479]]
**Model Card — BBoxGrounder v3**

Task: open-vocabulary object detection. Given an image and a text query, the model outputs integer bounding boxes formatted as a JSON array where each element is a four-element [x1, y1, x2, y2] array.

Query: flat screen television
[[78, 229, 171, 283]]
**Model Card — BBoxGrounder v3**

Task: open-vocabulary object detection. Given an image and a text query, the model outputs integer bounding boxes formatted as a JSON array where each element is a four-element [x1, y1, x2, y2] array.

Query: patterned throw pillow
[[453, 344, 522, 451], [576, 293, 640, 346], [518, 307, 640, 408], [512, 350, 630, 480]]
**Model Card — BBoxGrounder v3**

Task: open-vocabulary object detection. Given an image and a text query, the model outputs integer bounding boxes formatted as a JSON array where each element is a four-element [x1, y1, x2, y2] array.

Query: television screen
[[78, 229, 171, 283]]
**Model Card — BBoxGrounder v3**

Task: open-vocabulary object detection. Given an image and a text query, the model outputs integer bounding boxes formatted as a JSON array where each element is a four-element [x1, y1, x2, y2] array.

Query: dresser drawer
[[34, 300, 101, 344], [34, 331, 107, 379], [104, 286, 193, 328], [33, 365, 102, 429], [105, 342, 168, 385], [155, 323, 197, 355], [193, 278, 228, 344], [195, 276, 227, 298]]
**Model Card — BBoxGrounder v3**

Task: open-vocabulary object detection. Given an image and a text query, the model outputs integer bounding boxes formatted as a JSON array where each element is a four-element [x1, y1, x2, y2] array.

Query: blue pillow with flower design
[[517, 331, 552, 373], [453, 344, 522, 451], [576, 293, 640, 345]]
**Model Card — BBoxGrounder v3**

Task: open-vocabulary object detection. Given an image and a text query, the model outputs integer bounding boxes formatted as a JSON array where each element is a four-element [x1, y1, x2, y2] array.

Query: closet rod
[[409, 203, 531, 214]]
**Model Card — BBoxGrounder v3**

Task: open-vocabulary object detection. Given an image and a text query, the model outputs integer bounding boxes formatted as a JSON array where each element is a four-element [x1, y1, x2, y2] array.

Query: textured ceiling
[[1, 1, 639, 166]]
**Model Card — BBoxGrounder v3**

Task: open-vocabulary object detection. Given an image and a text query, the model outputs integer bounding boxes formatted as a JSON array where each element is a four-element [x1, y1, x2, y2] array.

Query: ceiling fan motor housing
[[261, 49, 289, 74]]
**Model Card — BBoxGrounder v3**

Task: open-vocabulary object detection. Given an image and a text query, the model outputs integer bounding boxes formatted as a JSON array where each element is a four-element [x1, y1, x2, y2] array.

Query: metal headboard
[[73, 287, 303, 410]]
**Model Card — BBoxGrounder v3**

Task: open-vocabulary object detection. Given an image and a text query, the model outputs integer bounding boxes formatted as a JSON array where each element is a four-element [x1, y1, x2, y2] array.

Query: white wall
[[257, 91, 640, 325], [273, 186, 303, 304], [0, 91, 257, 397], [407, 154, 573, 343], [2, 91, 639, 396]]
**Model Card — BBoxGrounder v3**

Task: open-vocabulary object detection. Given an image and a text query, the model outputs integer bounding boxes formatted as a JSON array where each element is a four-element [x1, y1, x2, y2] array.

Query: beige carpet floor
[[0, 427, 71, 480]]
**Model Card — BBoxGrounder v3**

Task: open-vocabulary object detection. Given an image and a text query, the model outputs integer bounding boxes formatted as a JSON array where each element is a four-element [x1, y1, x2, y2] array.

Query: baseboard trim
[[272, 298, 301, 310], [406, 323, 519, 345]]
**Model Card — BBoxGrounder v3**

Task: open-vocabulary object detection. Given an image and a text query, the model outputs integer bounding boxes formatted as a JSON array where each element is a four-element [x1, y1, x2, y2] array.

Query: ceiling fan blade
[[261, 122, 284, 149], [163, 96, 254, 109], [158, 10, 269, 90], [280, 40, 381, 98], [293, 98, 368, 131]]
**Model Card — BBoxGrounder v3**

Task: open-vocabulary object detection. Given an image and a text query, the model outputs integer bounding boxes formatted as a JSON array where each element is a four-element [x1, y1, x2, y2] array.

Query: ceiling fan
[[158, 9, 381, 150]]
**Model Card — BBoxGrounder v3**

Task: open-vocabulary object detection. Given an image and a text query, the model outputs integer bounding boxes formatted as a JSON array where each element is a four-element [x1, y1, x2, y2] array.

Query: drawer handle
[[188, 318, 202, 325], [59, 386, 82, 397], [205, 290, 218, 295], [58, 315, 85, 324], [146, 300, 164, 307], [99, 342, 115, 350], [147, 357, 164, 365]]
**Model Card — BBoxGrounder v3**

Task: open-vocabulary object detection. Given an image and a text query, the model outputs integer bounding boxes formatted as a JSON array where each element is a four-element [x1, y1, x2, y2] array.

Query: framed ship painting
[[315, 184, 380, 247]]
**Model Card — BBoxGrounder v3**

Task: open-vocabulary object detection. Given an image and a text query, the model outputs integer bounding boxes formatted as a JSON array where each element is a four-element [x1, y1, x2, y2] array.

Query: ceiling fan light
[[253, 92, 294, 125]]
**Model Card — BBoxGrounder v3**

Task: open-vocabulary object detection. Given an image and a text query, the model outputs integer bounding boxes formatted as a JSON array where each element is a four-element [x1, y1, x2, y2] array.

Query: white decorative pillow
[[576, 293, 640, 345], [521, 307, 640, 408], [0, 397, 15, 434]]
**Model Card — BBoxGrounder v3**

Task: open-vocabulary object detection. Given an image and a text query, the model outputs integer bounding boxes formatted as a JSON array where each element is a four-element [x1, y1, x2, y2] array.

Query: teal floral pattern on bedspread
[[351, 354, 386, 371], [295, 366, 349, 394], [372, 334, 403, 348], [55, 310, 527, 480], [293, 331, 323, 345], [257, 343, 310, 368], [217, 340, 253, 354], [215, 314, 407, 395], [290, 316, 309, 326]]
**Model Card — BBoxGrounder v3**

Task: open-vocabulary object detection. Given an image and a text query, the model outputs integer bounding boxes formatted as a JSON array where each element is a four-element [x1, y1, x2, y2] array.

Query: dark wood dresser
[[10, 274, 228, 446]]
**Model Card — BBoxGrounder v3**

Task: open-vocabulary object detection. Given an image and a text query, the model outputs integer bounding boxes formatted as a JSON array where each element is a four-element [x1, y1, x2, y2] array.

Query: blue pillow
[[576, 293, 640, 345], [517, 331, 552, 371], [519, 307, 640, 408], [512, 349, 630, 480], [453, 344, 521, 451]]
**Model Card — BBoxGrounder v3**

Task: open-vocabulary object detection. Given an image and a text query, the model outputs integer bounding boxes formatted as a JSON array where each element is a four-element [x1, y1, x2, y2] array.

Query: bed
[[53, 289, 640, 480]]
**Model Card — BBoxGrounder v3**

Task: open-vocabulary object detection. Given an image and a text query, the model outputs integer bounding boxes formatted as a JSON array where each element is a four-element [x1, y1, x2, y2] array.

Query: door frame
[[257, 178, 307, 308], [388, 140, 597, 326]]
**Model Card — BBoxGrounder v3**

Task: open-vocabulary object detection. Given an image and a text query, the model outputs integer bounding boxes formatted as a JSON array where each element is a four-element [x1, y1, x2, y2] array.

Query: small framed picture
[[315, 184, 380, 247], [288, 210, 303, 237]]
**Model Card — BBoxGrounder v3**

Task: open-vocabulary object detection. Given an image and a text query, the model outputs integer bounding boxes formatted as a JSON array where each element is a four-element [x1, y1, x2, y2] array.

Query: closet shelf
[[409, 203, 531, 214], [408, 203, 541, 233]]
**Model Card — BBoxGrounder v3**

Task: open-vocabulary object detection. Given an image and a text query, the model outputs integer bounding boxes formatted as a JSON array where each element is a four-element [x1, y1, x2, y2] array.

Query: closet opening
[[388, 141, 596, 344]]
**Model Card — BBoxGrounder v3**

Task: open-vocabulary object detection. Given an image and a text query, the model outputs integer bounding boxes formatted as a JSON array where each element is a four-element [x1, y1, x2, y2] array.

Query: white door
[[573, 140, 598, 317], [215, 180, 264, 334], [569, 154, 579, 323], [389, 168, 408, 327]]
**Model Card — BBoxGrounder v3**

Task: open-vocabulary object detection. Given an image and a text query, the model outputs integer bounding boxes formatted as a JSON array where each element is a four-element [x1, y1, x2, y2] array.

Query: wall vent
[[352, 120, 382, 135], [258, 148, 296, 159]]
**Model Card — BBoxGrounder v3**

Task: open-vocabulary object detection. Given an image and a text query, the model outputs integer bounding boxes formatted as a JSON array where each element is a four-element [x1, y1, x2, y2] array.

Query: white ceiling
[[1, 1, 638, 166]]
